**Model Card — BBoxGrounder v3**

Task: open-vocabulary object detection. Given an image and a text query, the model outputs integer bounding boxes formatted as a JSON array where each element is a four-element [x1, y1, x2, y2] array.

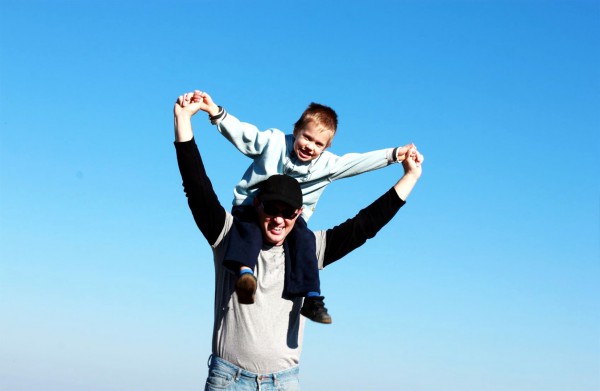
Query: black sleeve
[[323, 188, 406, 267], [174, 138, 227, 245]]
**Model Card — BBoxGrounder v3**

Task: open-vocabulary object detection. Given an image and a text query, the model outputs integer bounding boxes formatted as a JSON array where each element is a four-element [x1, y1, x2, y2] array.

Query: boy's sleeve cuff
[[392, 147, 399, 162], [387, 147, 399, 163], [209, 106, 227, 125]]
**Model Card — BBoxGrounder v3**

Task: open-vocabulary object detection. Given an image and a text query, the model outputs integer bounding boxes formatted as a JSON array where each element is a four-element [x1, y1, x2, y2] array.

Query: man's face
[[255, 199, 303, 246], [293, 122, 332, 162]]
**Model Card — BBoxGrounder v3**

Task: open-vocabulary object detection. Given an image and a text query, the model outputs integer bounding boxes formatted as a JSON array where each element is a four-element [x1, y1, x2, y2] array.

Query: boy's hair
[[293, 103, 338, 136]]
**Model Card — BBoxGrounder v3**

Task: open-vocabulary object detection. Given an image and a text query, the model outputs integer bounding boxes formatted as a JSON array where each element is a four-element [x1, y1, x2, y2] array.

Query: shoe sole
[[235, 273, 257, 305], [300, 309, 332, 324]]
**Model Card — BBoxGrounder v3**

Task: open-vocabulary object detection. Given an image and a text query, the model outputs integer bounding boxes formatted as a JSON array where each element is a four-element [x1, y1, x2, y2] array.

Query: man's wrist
[[402, 171, 421, 182], [175, 112, 193, 121]]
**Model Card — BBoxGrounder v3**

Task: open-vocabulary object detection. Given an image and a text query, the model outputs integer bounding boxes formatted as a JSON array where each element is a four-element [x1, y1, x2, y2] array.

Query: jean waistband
[[208, 354, 299, 382]]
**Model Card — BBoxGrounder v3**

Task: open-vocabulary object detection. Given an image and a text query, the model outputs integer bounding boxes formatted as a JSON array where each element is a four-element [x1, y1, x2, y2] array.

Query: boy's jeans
[[205, 355, 300, 391]]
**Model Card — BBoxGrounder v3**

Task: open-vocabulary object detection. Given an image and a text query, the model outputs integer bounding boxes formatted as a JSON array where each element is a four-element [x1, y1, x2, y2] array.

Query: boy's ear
[[326, 133, 334, 148]]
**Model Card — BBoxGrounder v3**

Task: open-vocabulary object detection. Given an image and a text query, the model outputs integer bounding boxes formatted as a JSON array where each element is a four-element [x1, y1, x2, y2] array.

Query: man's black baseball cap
[[258, 175, 303, 209]]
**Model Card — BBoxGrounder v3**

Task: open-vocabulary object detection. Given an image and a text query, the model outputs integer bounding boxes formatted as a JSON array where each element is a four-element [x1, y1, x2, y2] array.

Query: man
[[173, 91, 424, 390]]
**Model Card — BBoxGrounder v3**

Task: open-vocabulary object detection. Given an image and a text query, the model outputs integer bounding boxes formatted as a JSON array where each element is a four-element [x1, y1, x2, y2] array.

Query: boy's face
[[293, 122, 333, 162]]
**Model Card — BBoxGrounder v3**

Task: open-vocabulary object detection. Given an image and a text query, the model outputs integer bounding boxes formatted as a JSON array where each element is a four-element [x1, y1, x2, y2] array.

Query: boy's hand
[[395, 143, 415, 162], [192, 90, 220, 116]]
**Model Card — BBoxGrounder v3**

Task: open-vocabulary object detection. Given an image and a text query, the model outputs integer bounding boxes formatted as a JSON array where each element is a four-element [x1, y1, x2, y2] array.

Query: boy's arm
[[326, 144, 413, 181], [322, 148, 423, 267], [192, 90, 276, 158], [174, 93, 227, 245], [214, 109, 278, 157], [193, 90, 220, 117]]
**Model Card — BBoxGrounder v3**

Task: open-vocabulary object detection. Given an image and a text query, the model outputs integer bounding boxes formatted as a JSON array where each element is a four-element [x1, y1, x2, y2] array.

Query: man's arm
[[174, 92, 227, 245], [323, 148, 423, 266]]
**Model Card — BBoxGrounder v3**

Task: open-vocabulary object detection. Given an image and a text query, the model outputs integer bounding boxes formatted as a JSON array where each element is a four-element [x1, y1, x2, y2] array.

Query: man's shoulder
[[313, 230, 327, 269], [212, 212, 235, 249]]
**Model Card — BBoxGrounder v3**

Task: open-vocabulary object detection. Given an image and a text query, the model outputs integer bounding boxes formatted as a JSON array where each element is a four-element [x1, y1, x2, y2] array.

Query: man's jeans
[[205, 355, 300, 391]]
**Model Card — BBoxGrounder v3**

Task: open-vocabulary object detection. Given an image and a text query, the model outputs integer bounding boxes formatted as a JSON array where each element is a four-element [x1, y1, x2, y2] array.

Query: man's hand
[[402, 146, 424, 179], [174, 91, 203, 118], [393, 146, 424, 201], [174, 91, 207, 142]]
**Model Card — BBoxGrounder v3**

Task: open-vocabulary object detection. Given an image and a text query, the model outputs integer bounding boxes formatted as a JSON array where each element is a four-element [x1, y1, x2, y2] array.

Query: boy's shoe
[[235, 273, 257, 305], [300, 296, 332, 324]]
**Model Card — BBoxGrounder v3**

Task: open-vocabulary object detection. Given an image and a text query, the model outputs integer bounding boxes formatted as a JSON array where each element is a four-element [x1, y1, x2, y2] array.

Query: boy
[[181, 90, 413, 324]]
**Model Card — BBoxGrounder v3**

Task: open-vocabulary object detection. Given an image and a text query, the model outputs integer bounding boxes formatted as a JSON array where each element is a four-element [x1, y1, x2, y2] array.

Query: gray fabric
[[209, 214, 328, 373]]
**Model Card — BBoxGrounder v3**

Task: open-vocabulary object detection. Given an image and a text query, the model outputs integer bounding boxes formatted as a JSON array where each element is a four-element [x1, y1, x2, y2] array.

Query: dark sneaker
[[300, 296, 332, 324], [235, 273, 257, 305]]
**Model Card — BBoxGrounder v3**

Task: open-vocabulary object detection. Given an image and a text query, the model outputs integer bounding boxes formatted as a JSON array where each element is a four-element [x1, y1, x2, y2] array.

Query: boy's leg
[[287, 218, 332, 324], [300, 295, 332, 324], [225, 206, 261, 304]]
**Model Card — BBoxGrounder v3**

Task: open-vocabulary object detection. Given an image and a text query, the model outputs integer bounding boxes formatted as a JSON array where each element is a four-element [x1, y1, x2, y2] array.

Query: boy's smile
[[293, 122, 332, 162]]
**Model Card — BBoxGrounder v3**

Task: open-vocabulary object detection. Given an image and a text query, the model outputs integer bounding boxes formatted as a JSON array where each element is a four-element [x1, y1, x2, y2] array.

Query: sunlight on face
[[256, 200, 302, 246], [293, 122, 333, 162]]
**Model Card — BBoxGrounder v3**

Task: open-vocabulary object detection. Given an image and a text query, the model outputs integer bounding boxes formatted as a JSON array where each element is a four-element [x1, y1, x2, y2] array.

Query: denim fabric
[[205, 355, 300, 391]]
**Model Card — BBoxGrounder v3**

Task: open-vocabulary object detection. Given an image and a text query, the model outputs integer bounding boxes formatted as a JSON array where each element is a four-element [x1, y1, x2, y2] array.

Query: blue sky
[[1, 1, 598, 390]]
